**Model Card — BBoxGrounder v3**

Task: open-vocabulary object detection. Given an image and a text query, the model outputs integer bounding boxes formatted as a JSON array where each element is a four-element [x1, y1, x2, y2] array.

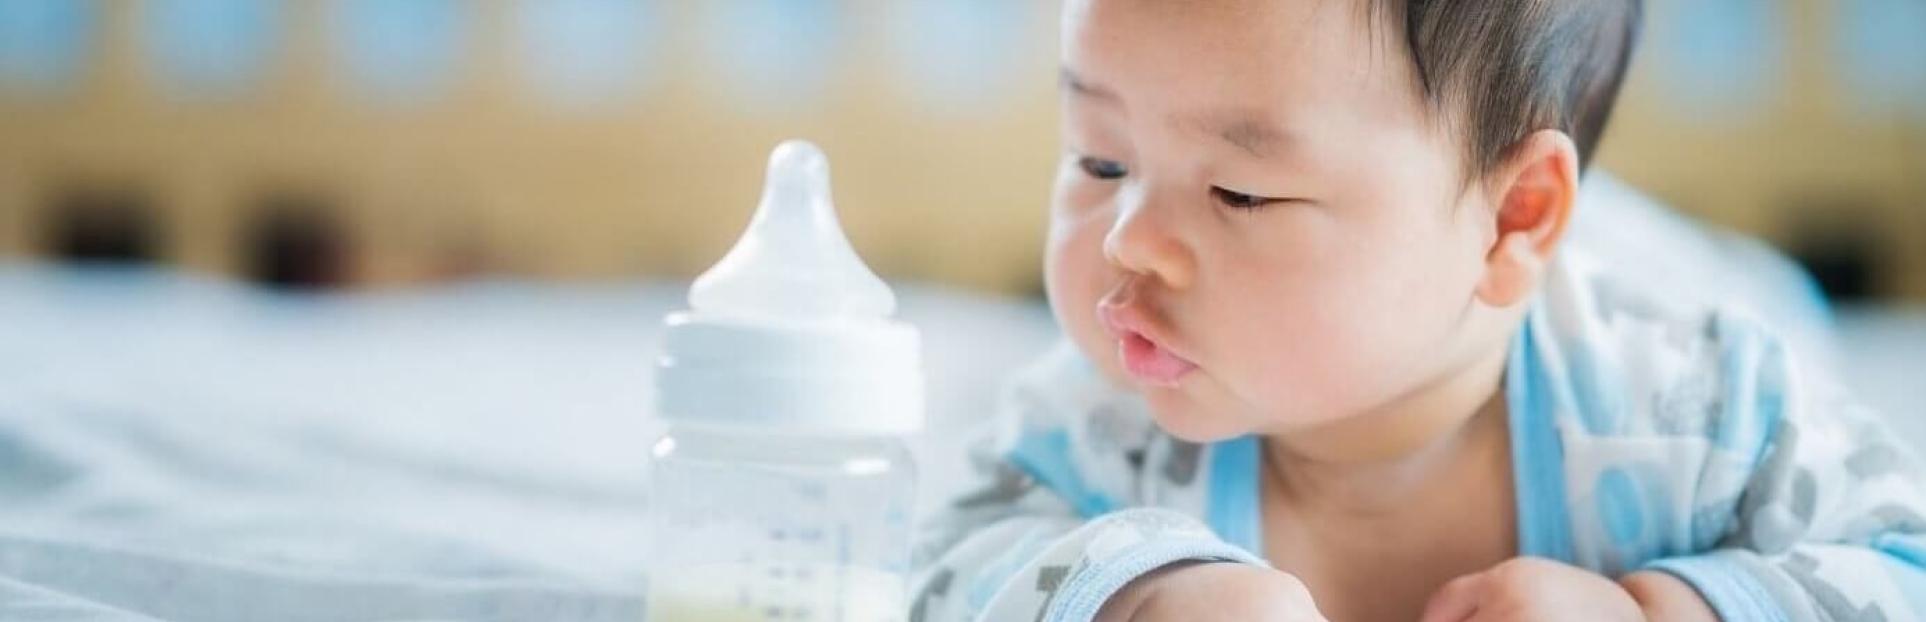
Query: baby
[[910, 1, 1926, 621]]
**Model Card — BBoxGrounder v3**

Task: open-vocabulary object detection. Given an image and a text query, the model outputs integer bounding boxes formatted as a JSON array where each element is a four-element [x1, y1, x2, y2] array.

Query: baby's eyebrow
[[1061, 66, 1286, 159], [1058, 67, 1117, 100], [1210, 116, 1289, 159]]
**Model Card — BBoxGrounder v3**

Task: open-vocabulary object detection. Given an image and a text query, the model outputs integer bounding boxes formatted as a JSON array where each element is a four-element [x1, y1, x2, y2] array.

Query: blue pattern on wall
[[517, 0, 656, 107], [333, 0, 465, 103], [0, 0, 94, 94], [890, 0, 1029, 114], [1645, 0, 1783, 122], [701, 0, 838, 109], [1837, 0, 1926, 115], [146, 0, 281, 98]]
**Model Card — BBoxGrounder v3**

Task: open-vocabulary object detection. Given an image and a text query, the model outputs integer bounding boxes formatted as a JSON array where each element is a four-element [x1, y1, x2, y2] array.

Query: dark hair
[[1373, 0, 1644, 179]]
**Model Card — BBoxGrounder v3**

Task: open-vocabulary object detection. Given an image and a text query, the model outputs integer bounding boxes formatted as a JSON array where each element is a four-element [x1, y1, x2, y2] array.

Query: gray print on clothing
[[909, 568, 954, 622], [955, 464, 1038, 510], [1745, 467, 1818, 553], [1847, 443, 1906, 480], [1163, 441, 1202, 486], [1032, 565, 1073, 622], [1781, 553, 1888, 622]]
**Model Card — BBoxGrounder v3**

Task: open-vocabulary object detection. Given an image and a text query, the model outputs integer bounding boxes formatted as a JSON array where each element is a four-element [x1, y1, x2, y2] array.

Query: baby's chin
[[1138, 380, 1263, 444], [1140, 379, 1349, 444]]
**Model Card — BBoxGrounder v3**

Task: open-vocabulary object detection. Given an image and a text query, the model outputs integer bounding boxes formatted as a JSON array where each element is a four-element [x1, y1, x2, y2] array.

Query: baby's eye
[[1077, 156, 1128, 180], [1211, 186, 1279, 210]]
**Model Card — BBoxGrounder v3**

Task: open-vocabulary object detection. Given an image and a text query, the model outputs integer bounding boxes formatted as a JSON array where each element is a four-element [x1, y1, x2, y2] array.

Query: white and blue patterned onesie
[[909, 249, 1926, 621]]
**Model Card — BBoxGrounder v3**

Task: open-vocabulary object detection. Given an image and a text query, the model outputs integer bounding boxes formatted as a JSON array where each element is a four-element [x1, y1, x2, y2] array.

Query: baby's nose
[[1102, 188, 1196, 290]]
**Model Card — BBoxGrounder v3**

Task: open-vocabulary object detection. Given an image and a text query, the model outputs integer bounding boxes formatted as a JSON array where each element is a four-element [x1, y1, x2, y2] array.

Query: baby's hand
[[1095, 562, 1327, 622], [1419, 557, 1642, 622]]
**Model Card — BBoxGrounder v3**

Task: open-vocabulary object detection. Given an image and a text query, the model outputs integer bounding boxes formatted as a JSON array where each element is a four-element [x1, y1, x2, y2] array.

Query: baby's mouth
[[1116, 329, 1198, 387], [1096, 289, 1199, 388]]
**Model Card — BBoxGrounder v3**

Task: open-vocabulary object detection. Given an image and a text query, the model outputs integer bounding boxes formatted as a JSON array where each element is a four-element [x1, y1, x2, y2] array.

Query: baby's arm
[[914, 494, 1266, 621], [1640, 338, 1926, 621], [910, 345, 1266, 622]]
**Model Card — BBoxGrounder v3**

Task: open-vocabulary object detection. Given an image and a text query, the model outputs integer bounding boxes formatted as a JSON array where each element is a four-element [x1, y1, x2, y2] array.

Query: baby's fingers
[[1418, 572, 1486, 622]]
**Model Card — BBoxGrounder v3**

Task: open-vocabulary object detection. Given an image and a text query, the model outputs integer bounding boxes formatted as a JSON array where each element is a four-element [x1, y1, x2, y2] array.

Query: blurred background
[[0, 0, 1922, 298], [0, 2, 1920, 617], [0, 0, 1060, 292]]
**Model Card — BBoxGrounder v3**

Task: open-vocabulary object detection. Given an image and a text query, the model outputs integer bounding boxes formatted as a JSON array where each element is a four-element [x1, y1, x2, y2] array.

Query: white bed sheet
[[0, 265, 1056, 621]]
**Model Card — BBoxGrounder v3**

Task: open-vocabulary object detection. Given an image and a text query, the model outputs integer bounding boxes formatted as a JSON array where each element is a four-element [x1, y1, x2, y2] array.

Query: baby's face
[[1048, 0, 1506, 441]]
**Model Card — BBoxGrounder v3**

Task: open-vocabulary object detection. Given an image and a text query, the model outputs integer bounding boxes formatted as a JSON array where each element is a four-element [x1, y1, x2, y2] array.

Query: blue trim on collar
[[1197, 319, 1572, 563], [1508, 316, 1577, 562], [1206, 435, 1263, 556], [1007, 428, 1119, 518]]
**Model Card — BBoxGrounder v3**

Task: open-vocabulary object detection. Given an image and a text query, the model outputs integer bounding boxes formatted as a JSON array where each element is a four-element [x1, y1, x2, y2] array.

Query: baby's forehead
[[1063, 0, 1428, 132], [1074, 0, 1394, 51]]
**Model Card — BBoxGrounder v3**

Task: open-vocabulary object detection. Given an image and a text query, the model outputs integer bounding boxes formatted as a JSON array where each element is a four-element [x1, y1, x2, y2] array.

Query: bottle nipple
[[688, 140, 895, 321]]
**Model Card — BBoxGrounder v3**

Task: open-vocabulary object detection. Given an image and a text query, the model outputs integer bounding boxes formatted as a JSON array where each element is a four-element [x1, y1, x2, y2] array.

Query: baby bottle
[[647, 140, 923, 622]]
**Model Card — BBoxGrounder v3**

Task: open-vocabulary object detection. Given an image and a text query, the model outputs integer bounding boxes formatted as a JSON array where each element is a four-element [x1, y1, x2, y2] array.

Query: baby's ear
[[1474, 130, 1580, 308]]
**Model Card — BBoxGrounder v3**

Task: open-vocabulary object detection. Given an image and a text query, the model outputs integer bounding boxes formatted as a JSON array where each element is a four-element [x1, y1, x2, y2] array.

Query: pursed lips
[[1096, 285, 1200, 386]]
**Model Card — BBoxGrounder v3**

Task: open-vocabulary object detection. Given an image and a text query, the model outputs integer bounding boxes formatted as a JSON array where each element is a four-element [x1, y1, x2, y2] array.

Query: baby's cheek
[[1219, 286, 1398, 417], [1278, 287, 1463, 413], [1045, 219, 1124, 377]]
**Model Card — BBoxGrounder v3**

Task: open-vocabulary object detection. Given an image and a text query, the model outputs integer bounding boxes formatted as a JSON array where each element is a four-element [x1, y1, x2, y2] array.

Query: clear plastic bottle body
[[646, 422, 916, 622]]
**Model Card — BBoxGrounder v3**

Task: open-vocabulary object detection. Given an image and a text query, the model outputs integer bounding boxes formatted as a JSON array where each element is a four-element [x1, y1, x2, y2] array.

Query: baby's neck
[[1261, 344, 1510, 517]]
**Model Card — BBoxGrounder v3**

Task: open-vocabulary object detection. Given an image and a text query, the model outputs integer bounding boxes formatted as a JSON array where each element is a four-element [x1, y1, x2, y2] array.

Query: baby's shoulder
[[1527, 252, 1802, 446]]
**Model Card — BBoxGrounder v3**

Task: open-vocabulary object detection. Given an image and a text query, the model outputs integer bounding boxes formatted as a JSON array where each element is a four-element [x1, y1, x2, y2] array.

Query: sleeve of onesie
[[1639, 319, 1926, 621], [909, 344, 1264, 622]]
